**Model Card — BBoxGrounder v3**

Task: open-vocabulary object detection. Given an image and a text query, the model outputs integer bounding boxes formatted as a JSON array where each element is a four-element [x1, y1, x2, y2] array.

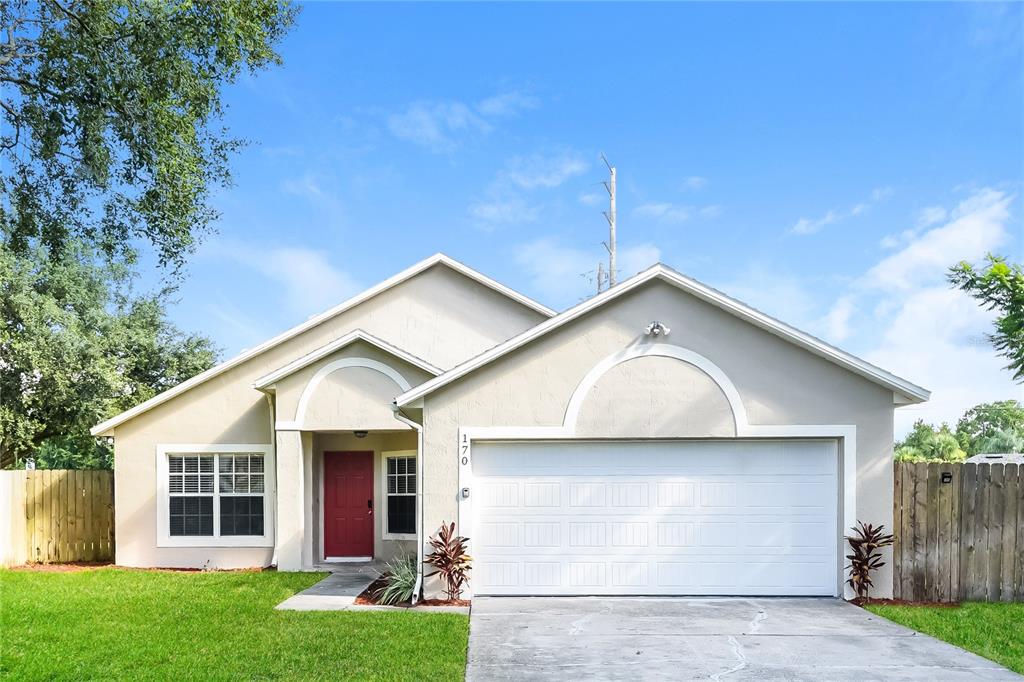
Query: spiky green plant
[[372, 555, 418, 605]]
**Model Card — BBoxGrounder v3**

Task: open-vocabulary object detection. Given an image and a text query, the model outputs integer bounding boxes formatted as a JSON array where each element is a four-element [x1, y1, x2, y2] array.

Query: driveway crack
[[710, 635, 747, 680]]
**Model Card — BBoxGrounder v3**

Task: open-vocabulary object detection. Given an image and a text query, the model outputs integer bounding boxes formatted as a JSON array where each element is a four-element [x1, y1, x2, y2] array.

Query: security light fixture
[[353, 430, 368, 439], [644, 321, 670, 337]]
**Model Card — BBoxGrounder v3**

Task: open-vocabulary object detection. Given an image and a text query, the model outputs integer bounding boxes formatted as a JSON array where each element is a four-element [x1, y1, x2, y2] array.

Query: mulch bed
[[853, 597, 960, 608], [354, 577, 470, 607]]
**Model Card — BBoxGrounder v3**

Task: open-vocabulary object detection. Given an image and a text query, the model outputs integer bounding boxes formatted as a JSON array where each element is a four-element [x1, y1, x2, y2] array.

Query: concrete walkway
[[466, 597, 1020, 681], [275, 562, 382, 611]]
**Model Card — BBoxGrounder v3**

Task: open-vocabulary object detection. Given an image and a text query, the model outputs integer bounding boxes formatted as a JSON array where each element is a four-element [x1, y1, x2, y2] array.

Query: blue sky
[[153, 2, 1023, 435]]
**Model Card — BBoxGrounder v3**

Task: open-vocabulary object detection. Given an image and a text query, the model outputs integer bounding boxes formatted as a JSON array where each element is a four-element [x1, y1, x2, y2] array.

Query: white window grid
[[166, 452, 266, 537], [386, 456, 416, 496]]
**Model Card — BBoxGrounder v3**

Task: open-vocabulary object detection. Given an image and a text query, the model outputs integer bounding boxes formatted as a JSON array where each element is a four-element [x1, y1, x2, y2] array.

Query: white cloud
[[468, 196, 538, 230], [213, 242, 361, 318], [699, 205, 722, 219], [469, 150, 588, 230], [387, 101, 491, 152], [861, 189, 1011, 291], [579, 191, 604, 206], [791, 209, 841, 235], [840, 187, 1017, 435], [635, 202, 692, 224], [388, 90, 541, 152], [790, 187, 893, 235], [917, 205, 948, 227], [514, 238, 661, 307], [504, 153, 588, 189], [476, 90, 540, 117], [822, 296, 856, 343], [681, 176, 707, 192]]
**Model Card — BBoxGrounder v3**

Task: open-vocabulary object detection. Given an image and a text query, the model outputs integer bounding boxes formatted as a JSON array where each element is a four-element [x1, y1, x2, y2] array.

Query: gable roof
[[91, 253, 554, 436], [252, 329, 441, 390], [396, 263, 931, 407]]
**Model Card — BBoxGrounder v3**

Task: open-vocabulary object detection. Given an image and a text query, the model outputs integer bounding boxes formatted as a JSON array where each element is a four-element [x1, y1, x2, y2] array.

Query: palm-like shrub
[[424, 522, 472, 600], [845, 521, 894, 599], [372, 554, 418, 605]]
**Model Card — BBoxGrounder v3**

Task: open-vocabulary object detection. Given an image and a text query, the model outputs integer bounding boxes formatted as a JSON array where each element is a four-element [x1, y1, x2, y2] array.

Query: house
[[92, 254, 929, 599]]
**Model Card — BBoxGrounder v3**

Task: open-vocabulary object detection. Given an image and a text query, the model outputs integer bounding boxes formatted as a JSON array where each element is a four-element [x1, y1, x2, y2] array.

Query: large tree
[[955, 400, 1024, 456], [0, 0, 297, 271], [949, 255, 1024, 382], [0, 242, 219, 468]]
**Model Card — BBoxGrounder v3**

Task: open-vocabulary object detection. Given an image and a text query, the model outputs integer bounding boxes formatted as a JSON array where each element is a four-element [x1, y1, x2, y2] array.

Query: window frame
[[380, 449, 417, 540], [156, 444, 275, 548]]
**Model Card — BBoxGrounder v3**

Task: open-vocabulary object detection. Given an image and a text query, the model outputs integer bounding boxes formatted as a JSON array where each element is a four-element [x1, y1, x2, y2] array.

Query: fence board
[[0, 470, 114, 566], [987, 465, 1004, 601], [900, 461, 915, 599], [1000, 465, 1019, 602], [949, 464, 961, 600], [893, 462, 1023, 602]]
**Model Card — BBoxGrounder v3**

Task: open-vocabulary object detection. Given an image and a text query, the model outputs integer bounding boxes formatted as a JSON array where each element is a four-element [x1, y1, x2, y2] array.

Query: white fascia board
[[396, 264, 931, 407], [91, 253, 553, 436], [252, 329, 441, 390]]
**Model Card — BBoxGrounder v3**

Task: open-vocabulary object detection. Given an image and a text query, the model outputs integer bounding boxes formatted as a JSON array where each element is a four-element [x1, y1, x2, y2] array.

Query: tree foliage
[[0, 0, 297, 271], [0, 242, 219, 468], [895, 420, 967, 463], [955, 400, 1024, 455], [949, 255, 1024, 383]]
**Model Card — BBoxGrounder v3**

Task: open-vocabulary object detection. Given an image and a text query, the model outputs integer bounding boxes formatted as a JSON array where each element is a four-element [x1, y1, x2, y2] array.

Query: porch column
[[275, 429, 304, 571]]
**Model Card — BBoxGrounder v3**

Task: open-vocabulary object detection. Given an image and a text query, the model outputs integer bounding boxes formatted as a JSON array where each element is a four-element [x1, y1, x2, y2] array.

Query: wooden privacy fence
[[0, 469, 114, 566], [893, 462, 1022, 602]]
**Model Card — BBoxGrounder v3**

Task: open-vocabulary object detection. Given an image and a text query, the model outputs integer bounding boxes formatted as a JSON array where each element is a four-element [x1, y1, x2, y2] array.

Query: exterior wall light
[[353, 430, 368, 438], [644, 321, 670, 337]]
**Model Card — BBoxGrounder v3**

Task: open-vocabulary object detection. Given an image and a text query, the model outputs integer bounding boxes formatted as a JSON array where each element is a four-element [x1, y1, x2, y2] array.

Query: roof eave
[[396, 264, 932, 407]]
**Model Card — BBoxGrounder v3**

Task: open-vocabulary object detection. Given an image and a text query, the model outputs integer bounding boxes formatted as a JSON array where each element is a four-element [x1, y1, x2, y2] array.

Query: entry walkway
[[275, 562, 382, 611]]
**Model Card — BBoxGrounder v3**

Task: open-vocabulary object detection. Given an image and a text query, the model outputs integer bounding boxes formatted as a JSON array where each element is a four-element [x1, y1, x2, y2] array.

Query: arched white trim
[[563, 343, 748, 433], [276, 357, 412, 430]]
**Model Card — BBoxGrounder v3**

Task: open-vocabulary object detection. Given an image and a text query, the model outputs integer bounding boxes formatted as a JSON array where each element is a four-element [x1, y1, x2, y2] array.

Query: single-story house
[[93, 253, 929, 599]]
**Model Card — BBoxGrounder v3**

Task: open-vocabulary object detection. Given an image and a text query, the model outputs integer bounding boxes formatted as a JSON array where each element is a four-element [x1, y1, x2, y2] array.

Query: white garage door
[[470, 440, 839, 596]]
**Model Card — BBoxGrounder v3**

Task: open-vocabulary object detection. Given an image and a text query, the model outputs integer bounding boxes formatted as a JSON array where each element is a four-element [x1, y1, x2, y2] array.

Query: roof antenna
[[600, 154, 617, 287]]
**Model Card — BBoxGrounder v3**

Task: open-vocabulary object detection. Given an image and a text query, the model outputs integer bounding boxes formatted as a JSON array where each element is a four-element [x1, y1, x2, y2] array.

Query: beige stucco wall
[[576, 356, 736, 438], [111, 263, 547, 569], [420, 280, 898, 598], [274, 340, 435, 431]]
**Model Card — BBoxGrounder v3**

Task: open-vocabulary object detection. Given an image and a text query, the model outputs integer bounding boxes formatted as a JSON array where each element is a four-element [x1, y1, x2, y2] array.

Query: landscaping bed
[[1, 567, 469, 680], [354, 577, 470, 608], [864, 601, 1024, 674]]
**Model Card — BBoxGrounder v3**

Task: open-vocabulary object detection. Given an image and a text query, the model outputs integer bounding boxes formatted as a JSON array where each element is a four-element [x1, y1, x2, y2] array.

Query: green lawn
[[1, 568, 468, 681], [865, 602, 1024, 674]]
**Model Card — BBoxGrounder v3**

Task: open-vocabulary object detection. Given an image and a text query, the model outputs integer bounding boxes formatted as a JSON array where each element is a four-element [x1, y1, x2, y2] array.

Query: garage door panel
[[471, 440, 839, 596]]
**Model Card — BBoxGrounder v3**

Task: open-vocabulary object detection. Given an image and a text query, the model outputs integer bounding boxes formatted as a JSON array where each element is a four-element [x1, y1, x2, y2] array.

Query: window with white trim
[[167, 452, 266, 538], [385, 455, 416, 535]]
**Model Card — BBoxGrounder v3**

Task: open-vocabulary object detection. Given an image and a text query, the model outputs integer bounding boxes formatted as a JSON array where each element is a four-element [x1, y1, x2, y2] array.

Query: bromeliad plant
[[845, 521, 894, 599], [424, 522, 472, 601], [372, 554, 418, 605]]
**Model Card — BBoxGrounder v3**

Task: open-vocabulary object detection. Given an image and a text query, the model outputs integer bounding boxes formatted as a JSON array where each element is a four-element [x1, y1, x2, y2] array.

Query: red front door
[[324, 451, 374, 558]]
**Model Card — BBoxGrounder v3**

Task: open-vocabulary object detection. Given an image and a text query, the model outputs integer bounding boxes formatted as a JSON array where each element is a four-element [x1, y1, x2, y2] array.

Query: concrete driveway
[[466, 597, 1019, 681]]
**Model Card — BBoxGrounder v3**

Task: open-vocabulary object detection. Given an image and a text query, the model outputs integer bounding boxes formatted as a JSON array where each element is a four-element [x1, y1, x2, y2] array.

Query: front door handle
[[367, 498, 373, 513]]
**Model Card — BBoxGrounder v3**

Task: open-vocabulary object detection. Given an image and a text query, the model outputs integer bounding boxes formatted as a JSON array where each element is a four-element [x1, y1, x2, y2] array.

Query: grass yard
[[1, 568, 468, 681], [865, 602, 1024, 674]]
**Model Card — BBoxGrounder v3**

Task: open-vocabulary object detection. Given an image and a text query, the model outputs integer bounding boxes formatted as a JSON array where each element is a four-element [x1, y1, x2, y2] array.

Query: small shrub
[[845, 521, 894, 599], [424, 521, 471, 600], [372, 554, 418, 605]]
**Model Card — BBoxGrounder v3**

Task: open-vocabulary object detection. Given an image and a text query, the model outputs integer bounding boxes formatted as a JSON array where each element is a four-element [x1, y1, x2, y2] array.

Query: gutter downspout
[[392, 404, 424, 605], [264, 392, 279, 568]]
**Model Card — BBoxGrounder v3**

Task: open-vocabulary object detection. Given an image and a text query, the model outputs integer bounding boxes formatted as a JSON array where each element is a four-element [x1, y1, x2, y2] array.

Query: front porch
[[274, 429, 419, 571]]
